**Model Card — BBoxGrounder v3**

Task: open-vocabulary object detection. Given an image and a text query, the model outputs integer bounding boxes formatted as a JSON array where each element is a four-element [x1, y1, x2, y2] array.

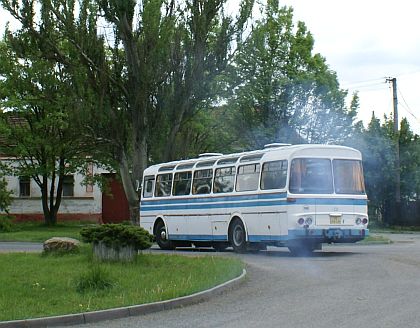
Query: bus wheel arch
[[228, 216, 248, 253], [154, 218, 175, 250]]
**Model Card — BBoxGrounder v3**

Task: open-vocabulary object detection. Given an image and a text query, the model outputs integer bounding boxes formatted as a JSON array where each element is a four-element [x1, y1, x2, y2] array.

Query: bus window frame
[[236, 163, 261, 192], [142, 175, 155, 198], [213, 166, 236, 194], [260, 160, 288, 190], [192, 168, 213, 195], [172, 171, 193, 196], [155, 173, 173, 197]]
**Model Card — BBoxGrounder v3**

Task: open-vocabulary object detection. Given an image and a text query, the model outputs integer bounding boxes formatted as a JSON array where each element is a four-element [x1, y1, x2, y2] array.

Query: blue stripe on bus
[[141, 192, 287, 206], [140, 197, 367, 212]]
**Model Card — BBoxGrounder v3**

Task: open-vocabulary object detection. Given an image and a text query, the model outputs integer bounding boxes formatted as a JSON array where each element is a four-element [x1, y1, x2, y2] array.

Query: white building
[[1, 159, 129, 223]]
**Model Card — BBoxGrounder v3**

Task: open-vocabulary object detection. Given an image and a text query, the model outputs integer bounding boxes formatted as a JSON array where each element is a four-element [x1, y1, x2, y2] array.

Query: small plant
[[80, 224, 153, 251], [75, 265, 115, 294], [0, 215, 14, 233]]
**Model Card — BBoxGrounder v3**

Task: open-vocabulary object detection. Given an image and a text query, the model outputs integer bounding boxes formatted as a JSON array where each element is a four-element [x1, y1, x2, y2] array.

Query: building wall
[[1, 161, 105, 222]]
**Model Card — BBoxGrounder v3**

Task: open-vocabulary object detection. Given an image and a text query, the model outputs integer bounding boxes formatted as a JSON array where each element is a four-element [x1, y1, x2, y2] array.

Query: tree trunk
[[118, 149, 140, 225]]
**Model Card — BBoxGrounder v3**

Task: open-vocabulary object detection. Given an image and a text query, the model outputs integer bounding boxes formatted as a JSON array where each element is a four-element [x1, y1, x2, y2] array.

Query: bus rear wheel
[[229, 219, 247, 253], [155, 221, 175, 250]]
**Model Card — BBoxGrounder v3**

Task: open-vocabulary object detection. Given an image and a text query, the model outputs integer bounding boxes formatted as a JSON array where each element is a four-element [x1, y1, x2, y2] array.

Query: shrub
[[0, 216, 14, 232], [80, 224, 153, 251]]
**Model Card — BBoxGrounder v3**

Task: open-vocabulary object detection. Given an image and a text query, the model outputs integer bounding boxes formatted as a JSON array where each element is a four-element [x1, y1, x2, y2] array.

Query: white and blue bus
[[139, 144, 369, 253]]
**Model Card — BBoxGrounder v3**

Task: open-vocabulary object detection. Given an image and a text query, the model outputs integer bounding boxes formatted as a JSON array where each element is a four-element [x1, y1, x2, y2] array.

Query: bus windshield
[[289, 158, 366, 195], [290, 158, 333, 194]]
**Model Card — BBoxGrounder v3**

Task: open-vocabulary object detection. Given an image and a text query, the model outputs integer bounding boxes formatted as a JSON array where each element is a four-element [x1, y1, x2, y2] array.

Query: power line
[[397, 87, 420, 123]]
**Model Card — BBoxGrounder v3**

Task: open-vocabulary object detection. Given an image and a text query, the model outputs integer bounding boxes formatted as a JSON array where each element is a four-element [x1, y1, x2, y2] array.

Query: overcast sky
[[280, 0, 420, 134], [1, 1, 419, 133]]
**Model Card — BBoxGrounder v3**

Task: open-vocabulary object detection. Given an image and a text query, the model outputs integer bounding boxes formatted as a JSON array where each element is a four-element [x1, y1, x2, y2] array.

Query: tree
[[0, 29, 98, 225], [0, 164, 12, 213], [226, 2, 354, 148], [0, 0, 254, 224]]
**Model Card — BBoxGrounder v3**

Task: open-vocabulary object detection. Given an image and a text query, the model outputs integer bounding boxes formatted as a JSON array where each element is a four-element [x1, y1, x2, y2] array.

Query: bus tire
[[229, 219, 247, 253], [155, 220, 175, 250]]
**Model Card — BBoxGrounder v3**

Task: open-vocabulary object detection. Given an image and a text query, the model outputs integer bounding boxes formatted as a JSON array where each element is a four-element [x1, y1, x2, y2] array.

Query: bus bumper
[[289, 228, 369, 243]]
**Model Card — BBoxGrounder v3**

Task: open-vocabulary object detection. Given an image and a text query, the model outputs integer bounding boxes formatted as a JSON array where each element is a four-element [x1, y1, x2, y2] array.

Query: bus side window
[[214, 167, 236, 193], [143, 176, 155, 198], [236, 163, 260, 192], [155, 173, 173, 197], [261, 160, 287, 190], [173, 171, 192, 196], [192, 169, 213, 195]]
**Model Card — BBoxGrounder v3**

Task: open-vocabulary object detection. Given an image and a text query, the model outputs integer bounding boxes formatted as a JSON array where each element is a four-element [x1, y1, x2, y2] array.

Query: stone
[[43, 237, 81, 253]]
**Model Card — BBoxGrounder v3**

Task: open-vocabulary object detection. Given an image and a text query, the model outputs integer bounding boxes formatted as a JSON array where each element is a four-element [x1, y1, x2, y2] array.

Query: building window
[[19, 176, 30, 197], [62, 175, 74, 197]]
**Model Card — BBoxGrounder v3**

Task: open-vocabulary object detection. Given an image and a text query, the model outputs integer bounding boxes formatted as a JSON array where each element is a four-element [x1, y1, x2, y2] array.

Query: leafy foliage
[[0, 168, 12, 214], [80, 224, 153, 250], [0, 216, 14, 233], [226, 4, 355, 148]]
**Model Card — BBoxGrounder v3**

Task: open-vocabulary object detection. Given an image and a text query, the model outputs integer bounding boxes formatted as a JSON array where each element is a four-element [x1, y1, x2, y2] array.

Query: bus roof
[[143, 144, 362, 176]]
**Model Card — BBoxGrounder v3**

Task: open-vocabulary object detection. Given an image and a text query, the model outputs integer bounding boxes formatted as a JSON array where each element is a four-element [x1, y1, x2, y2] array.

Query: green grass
[[0, 248, 244, 321], [0, 222, 92, 242]]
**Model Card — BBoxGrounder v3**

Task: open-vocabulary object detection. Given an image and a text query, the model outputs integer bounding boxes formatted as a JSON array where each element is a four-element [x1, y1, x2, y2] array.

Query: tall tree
[[227, 2, 354, 148], [0, 0, 253, 223]]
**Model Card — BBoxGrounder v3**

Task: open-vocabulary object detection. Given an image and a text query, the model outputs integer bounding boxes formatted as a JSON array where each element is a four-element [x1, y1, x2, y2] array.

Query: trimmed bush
[[80, 224, 153, 251]]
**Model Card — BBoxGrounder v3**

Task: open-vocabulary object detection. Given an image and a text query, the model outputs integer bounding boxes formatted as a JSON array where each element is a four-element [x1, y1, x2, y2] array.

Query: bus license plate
[[330, 216, 342, 225]]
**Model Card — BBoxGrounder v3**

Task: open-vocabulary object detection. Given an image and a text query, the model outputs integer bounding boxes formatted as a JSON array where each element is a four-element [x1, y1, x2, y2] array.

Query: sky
[[279, 0, 420, 134], [1, 1, 419, 134]]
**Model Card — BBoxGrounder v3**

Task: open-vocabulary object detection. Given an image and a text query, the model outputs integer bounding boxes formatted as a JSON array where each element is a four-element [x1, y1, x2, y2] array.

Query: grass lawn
[[0, 248, 244, 321], [0, 221, 92, 242]]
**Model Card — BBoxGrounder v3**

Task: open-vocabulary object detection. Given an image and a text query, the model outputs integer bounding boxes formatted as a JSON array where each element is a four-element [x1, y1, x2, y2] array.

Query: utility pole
[[386, 77, 401, 223]]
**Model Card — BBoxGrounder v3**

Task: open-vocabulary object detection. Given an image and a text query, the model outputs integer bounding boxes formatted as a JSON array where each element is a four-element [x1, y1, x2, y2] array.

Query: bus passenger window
[[173, 171, 192, 196], [192, 169, 213, 195], [261, 160, 287, 190], [214, 167, 236, 193], [143, 176, 155, 198], [236, 163, 260, 192], [155, 173, 173, 197]]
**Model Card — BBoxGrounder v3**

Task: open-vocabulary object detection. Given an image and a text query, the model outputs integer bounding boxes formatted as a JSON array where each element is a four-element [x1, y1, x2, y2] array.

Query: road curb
[[0, 269, 247, 328]]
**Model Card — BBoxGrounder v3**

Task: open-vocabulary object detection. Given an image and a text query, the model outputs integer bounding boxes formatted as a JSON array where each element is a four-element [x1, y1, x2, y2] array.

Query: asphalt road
[[61, 233, 420, 328]]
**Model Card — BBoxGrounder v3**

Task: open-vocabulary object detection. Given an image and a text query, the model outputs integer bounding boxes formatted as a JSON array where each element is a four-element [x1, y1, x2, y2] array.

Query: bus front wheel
[[155, 221, 175, 250], [229, 219, 247, 253]]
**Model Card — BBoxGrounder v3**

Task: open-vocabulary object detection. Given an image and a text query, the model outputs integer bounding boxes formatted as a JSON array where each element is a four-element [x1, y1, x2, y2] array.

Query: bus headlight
[[355, 218, 362, 225], [305, 217, 313, 225], [362, 218, 368, 225], [298, 218, 305, 225]]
